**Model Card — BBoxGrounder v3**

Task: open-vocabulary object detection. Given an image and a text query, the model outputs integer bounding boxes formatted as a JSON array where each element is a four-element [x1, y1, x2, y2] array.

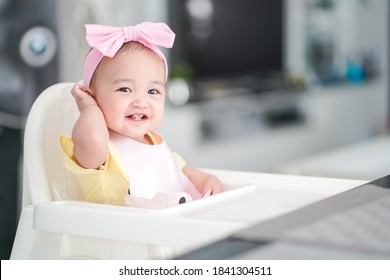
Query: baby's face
[[91, 48, 166, 143]]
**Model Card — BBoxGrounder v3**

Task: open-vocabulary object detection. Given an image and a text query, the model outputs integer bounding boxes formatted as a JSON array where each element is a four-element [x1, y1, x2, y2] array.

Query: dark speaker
[[0, 0, 59, 260], [0, 0, 59, 116]]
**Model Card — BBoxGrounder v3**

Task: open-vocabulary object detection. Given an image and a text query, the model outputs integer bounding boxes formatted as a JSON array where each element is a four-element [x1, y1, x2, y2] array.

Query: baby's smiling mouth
[[129, 114, 148, 121]]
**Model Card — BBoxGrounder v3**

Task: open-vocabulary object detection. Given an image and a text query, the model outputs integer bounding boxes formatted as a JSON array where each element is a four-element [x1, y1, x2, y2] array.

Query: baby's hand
[[202, 175, 224, 197], [71, 84, 98, 112], [183, 167, 224, 198]]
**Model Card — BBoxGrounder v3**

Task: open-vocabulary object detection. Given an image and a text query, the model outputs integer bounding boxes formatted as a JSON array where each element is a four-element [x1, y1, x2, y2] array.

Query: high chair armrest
[[33, 200, 244, 248]]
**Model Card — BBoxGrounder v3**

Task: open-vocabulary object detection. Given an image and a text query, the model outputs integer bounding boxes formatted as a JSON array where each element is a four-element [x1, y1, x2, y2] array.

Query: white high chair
[[10, 83, 247, 260]]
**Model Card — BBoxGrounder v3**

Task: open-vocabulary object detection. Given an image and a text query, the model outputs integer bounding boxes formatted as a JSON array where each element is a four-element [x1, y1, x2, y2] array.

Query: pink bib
[[110, 132, 202, 205]]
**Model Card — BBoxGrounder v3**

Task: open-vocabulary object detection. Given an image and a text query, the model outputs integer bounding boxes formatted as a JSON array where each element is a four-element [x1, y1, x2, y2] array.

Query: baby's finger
[[71, 84, 84, 97], [72, 84, 93, 100]]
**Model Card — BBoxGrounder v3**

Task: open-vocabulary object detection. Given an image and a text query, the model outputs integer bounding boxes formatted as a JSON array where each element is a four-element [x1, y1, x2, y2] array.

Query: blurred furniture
[[0, 0, 59, 259], [0, 127, 21, 260], [275, 134, 390, 181], [162, 81, 388, 172]]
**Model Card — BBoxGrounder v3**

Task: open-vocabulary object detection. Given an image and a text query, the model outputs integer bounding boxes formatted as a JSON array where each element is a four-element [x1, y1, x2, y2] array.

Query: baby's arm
[[71, 84, 109, 169], [183, 167, 224, 196]]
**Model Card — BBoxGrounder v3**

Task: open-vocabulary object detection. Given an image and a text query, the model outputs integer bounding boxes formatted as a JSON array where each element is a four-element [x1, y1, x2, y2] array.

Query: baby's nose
[[131, 98, 148, 108]]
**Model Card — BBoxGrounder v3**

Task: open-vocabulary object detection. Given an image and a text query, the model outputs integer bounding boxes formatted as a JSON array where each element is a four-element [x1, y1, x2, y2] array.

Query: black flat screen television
[[169, 0, 285, 93]]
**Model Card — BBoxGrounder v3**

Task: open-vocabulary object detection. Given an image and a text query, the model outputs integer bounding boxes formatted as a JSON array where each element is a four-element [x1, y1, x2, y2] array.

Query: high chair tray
[[13, 170, 367, 259], [32, 198, 245, 247], [32, 184, 257, 245], [154, 183, 328, 224], [32, 182, 339, 247]]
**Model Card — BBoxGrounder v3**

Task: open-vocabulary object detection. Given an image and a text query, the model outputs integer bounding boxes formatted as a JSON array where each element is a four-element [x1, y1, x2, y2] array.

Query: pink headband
[[83, 22, 175, 87]]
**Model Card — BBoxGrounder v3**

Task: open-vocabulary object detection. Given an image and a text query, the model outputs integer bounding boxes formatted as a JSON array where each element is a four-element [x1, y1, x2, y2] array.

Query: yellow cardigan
[[59, 132, 185, 205]]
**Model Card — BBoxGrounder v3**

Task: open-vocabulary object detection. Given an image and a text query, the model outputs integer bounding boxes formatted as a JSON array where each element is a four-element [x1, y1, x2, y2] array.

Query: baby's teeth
[[132, 114, 143, 120]]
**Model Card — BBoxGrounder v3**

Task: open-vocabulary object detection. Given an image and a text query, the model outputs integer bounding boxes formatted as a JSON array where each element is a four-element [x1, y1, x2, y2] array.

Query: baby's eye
[[148, 89, 160, 95], [117, 87, 132, 93]]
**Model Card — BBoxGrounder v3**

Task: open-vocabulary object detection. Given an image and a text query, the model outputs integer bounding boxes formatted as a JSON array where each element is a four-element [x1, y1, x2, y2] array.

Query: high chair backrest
[[23, 83, 82, 207]]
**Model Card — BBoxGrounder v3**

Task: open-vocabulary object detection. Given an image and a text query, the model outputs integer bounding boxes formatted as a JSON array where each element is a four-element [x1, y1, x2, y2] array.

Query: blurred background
[[0, 0, 389, 258]]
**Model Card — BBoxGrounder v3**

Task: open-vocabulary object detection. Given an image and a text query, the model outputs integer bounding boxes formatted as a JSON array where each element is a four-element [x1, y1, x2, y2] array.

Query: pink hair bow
[[83, 22, 175, 87], [85, 22, 175, 58]]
